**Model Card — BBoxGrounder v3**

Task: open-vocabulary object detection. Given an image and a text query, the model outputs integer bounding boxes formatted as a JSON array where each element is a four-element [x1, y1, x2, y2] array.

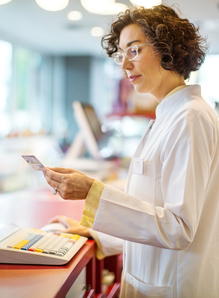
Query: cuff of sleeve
[[89, 230, 106, 260], [80, 180, 104, 229]]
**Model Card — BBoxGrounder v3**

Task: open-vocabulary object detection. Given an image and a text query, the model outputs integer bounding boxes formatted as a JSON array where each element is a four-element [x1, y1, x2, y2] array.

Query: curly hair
[[101, 5, 208, 80]]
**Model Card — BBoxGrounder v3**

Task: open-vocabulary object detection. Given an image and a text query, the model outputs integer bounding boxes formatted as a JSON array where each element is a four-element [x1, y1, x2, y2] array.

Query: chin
[[134, 85, 148, 94]]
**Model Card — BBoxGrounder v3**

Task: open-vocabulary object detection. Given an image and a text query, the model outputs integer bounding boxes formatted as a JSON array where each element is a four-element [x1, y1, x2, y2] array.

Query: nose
[[121, 56, 133, 71]]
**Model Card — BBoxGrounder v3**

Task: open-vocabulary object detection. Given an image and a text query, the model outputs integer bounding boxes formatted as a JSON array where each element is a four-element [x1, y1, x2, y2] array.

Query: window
[[0, 40, 12, 137], [197, 54, 219, 105], [0, 40, 52, 138]]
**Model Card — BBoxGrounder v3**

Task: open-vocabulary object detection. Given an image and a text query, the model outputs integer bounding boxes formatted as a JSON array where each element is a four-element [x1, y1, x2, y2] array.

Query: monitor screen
[[80, 103, 106, 147], [73, 101, 113, 160]]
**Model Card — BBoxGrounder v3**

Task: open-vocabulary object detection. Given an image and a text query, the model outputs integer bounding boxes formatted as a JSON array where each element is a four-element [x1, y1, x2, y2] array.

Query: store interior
[[0, 1, 218, 188]]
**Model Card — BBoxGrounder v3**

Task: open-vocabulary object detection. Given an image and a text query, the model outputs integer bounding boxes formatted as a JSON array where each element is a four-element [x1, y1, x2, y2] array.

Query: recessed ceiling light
[[35, 0, 69, 12], [67, 11, 83, 21], [91, 27, 104, 37], [81, 0, 128, 15], [0, 0, 12, 5], [130, 0, 162, 8]]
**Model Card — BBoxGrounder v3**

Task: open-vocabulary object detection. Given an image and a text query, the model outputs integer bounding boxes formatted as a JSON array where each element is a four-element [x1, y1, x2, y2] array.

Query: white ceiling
[[0, 0, 219, 56]]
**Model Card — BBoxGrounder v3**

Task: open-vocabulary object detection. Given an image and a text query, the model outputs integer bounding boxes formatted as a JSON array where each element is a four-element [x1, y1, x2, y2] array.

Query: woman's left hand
[[43, 167, 94, 200], [49, 215, 92, 237]]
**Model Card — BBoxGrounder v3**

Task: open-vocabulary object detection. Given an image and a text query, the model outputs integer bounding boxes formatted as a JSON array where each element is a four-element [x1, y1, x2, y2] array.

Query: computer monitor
[[70, 101, 115, 161]]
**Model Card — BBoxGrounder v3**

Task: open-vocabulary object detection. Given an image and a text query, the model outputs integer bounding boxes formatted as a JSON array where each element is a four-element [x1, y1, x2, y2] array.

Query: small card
[[22, 155, 44, 171], [133, 158, 144, 174]]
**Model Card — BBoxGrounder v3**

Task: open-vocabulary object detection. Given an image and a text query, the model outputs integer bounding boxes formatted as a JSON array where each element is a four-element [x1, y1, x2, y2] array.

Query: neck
[[154, 73, 185, 103]]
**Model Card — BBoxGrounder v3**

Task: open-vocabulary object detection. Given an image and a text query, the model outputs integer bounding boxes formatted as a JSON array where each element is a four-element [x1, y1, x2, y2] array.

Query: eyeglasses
[[112, 43, 148, 65]]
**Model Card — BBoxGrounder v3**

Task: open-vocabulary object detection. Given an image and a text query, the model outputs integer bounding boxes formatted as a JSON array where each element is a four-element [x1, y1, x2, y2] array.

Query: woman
[[43, 5, 219, 298]]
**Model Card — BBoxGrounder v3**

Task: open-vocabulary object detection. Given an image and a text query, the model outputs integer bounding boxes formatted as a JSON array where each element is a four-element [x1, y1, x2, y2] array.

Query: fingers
[[47, 167, 78, 174], [49, 216, 91, 237], [49, 216, 59, 223], [49, 215, 70, 229], [49, 215, 64, 224], [43, 167, 77, 193], [44, 167, 63, 182], [43, 167, 62, 191], [43, 166, 93, 201]]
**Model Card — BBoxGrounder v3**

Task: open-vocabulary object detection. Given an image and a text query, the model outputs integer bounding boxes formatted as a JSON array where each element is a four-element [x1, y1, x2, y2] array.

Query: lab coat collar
[[155, 85, 202, 120]]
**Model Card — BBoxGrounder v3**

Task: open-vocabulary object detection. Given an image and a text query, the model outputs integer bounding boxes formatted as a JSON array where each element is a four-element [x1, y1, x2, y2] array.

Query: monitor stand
[[60, 132, 115, 175], [63, 132, 86, 160]]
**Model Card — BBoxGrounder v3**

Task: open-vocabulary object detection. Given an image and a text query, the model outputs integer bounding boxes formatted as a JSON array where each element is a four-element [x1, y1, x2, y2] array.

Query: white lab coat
[[92, 85, 219, 298]]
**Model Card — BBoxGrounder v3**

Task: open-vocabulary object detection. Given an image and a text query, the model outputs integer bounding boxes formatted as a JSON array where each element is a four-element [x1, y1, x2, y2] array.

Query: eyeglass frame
[[112, 43, 148, 65]]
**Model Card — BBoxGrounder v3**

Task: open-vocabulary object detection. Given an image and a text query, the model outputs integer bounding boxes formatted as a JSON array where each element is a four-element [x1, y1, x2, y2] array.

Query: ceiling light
[[67, 11, 83, 21], [0, 0, 12, 5], [91, 27, 104, 37], [81, 0, 128, 15], [35, 0, 69, 12], [81, 0, 108, 13], [130, 0, 162, 8]]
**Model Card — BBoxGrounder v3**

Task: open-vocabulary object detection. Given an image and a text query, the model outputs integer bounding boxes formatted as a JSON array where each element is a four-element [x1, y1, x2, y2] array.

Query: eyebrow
[[118, 39, 141, 50]]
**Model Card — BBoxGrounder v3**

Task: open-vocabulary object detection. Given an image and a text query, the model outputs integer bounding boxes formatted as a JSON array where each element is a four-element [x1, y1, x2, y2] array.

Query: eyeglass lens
[[113, 45, 138, 65], [126, 46, 138, 60]]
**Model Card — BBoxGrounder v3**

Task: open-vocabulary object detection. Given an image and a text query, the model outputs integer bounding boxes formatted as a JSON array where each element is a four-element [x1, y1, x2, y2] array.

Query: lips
[[128, 75, 141, 82]]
